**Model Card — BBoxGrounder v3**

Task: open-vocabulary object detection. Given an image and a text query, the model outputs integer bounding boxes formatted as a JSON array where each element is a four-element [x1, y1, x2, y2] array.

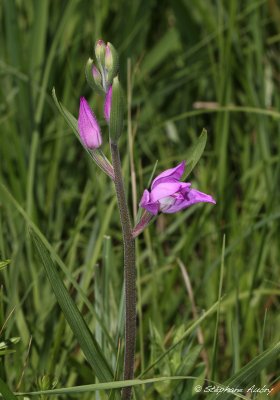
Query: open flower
[[78, 97, 102, 149], [139, 161, 216, 215]]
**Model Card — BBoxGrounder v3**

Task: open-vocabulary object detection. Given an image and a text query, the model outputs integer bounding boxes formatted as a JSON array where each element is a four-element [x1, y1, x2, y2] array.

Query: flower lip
[[163, 188, 216, 214], [150, 182, 187, 202], [139, 161, 216, 215], [78, 97, 102, 149]]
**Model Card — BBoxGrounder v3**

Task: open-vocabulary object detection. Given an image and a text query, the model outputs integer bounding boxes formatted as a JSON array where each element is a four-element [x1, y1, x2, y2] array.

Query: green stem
[[110, 141, 136, 400]]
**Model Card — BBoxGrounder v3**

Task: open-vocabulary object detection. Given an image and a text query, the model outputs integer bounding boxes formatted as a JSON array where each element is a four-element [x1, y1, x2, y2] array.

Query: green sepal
[[85, 58, 104, 93], [109, 76, 124, 143]]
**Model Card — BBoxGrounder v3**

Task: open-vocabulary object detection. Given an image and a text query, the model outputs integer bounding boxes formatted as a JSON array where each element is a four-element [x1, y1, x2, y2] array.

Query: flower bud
[[78, 97, 102, 149], [109, 77, 124, 143], [85, 59, 103, 93], [92, 65, 102, 85], [95, 39, 106, 65], [105, 42, 119, 84], [105, 45, 113, 70], [104, 86, 112, 123]]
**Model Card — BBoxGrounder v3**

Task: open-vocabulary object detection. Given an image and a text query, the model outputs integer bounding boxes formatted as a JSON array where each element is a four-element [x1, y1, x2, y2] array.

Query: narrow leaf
[[18, 376, 251, 399], [19, 376, 197, 396], [52, 88, 79, 136], [184, 129, 208, 178], [209, 341, 280, 400], [31, 231, 113, 383]]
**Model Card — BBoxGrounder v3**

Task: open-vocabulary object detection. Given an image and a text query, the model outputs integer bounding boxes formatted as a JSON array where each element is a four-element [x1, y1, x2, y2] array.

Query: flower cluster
[[77, 39, 216, 232], [78, 40, 118, 150]]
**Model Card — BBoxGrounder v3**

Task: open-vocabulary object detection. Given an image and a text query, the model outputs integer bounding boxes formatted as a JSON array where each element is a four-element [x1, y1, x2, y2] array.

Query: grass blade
[[209, 342, 280, 400], [31, 230, 113, 383], [184, 128, 208, 178], [19, 376, 197, 396], [211, 235, 225, 380]]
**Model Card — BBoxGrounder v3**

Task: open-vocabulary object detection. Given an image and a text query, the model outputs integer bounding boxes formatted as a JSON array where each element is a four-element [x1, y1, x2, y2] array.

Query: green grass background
[[0, 0, 280, 399]]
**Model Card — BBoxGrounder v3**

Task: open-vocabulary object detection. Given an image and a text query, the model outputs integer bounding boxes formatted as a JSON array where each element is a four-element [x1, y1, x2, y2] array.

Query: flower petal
[[163, 188, 216, 214], [78, 97, 102, 149], [139, 189, 150, 207], [158, 196, 176, 212], [139, 190, 159, 215], [151, 161, 186, 189], [150, 182, 182, 202], [141, 202, 159, 215]]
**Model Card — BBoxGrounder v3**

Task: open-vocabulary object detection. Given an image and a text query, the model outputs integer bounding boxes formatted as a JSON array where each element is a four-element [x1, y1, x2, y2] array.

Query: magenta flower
[[78, 97, 102, 149], [104, 86, 112, 122], [139, 161, 216, 215]]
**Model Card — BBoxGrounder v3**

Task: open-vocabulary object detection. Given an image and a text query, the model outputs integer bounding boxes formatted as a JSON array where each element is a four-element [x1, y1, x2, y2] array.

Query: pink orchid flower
[[139, 161, 216, 215]]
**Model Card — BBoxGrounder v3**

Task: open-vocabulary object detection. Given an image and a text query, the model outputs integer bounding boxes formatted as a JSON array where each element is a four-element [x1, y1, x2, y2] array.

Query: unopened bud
[[85, 58, 103, 93], [109, 77, 124, 143], [105, 42, 119, 85], [95, 39, 106, 65], [105, 45, 113, 70], [78, 97, 102, 149], [92, 65, 102, 85]]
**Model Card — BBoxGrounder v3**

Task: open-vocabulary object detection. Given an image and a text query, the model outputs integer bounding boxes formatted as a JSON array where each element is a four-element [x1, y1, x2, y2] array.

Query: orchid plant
[[53, 40, 215, 400]]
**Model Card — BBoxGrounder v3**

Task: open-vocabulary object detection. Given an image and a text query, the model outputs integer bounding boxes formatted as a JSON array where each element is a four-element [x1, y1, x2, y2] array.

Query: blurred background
[[0, 0, 280, 398]]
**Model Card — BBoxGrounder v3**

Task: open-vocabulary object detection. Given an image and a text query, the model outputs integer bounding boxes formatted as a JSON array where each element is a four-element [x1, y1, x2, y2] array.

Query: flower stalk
[[110, 141, 136, 400], [74, 39, 216, 400]]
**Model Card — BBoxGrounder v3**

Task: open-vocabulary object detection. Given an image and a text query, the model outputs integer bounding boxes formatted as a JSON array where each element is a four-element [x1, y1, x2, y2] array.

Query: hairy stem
[[110, 141, 136, 400]]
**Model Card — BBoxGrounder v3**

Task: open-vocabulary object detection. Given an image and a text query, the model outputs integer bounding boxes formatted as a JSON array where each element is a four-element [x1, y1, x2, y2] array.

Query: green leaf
[[211, 235, 225, 381], [209, 341, 280, 400], [184, 129, 208, 178], [18, 376, 197, 396], [31, 230, 113, 383], [52, 88, 79, 137], [0, 377, 17, 400]]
